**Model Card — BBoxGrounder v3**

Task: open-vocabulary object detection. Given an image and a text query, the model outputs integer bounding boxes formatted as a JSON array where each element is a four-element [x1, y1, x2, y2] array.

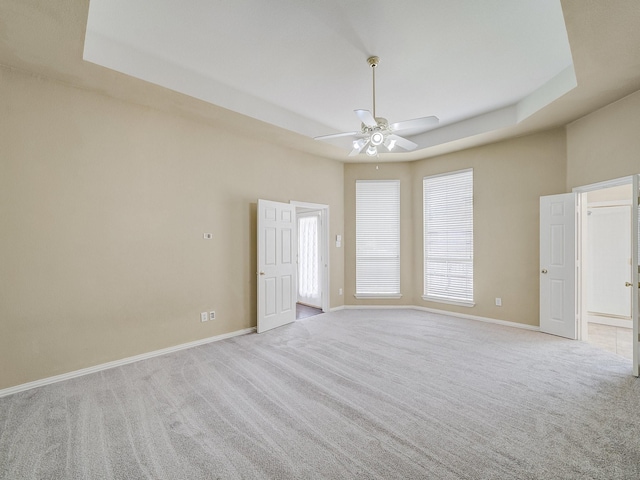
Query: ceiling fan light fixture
[[370, 131, 384, 146], [353, 138, 367, 150], [384, 138, 396, 151], [366, 145, 378, 157]]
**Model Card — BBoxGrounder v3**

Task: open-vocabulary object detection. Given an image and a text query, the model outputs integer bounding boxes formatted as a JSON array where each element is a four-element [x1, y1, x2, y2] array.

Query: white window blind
[[356, 180, 401, 297], [423, 169, 473, 305]]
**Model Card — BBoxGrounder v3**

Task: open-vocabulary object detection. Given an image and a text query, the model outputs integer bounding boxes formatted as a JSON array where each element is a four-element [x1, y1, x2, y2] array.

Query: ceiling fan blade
[[390, 116, 439, 135], [387, 134, 418, 151], [354, 109, 378, 128], [314, 131, 359, 141]]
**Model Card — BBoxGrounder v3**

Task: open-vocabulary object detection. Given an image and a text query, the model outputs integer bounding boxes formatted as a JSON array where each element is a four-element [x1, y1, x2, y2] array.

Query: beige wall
[[567, 89, 640, 189], [0, 66, 344, 390], [412, 131, 567, 325], [345, 130, 567, 326], [4, 55, 639, 391]]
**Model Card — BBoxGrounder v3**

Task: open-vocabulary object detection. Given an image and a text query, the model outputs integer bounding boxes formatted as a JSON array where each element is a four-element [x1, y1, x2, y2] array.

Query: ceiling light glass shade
[[384, 138, 396, 151], [353, 139, 367, 150], [370, 131, 384, 146], [366, 145, 378, 156]]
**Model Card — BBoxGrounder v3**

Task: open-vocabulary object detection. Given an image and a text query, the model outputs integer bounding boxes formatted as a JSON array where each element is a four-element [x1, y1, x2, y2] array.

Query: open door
[[632, 175, 639, 376], [257, 199, 296, 333], [540, 193, 577, 339]]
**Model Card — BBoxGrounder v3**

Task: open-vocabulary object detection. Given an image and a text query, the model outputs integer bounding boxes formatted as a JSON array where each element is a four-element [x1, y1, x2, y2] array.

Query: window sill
[[421, 296, 475, 308], [354, 294, 403, 300]]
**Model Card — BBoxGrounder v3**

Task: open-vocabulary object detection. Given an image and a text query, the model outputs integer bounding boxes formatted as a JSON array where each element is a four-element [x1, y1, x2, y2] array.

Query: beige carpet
[[1, 309, 639, 479]]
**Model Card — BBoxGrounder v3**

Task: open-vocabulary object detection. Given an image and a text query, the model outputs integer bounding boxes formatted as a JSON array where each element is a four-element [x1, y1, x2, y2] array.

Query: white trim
[[0, 327, 255, 399], [330, 305, 345, 312], [343, 304, 540, 331], [411, 306, 540, 331], [421, 296, 475, 308], [572, 176, 634, 193], [354, 294, 403, 300], [587, 200, 632, 208], [424, 167, 473, 181], [587, 314, 632, 328], [344, 305, 410, 310], [290, 200, 329, 210]]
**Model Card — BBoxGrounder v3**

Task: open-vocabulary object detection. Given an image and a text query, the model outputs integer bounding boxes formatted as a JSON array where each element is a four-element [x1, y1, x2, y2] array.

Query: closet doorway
[[577, 182, 634, 360]]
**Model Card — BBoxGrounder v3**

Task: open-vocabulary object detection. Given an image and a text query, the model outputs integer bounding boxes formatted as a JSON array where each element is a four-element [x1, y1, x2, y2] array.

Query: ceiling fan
[[314, 56, 439, 157]]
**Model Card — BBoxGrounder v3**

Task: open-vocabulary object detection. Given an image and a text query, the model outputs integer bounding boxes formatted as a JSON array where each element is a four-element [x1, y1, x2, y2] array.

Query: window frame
[[422, 169, 474, 307], [355, 179, 402, 299]]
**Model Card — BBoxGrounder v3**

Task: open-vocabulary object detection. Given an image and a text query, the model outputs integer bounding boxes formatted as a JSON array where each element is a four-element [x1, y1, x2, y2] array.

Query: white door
[[297, 211, 322, 308], [257, 199, 296, 333], [586, 206, 632, 317], [540, 193, 577, 339]]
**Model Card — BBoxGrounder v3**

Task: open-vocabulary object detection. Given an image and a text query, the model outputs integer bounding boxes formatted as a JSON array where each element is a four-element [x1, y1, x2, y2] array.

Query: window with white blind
[[423, 169, 474, 306], [356, 180, 401, 298]]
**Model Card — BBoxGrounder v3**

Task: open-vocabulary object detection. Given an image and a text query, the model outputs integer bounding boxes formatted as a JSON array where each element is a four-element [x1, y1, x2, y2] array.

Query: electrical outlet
[[209, 311, 216, 321], [495, 298, 502, 307], [339, 288, 343, 295], [203, 233, 213, 239], [200, 312, 208, 322]]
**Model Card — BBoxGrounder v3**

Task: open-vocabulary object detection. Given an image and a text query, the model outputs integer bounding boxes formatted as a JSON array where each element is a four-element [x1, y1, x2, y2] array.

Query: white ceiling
[[83, 0, 574, 159]]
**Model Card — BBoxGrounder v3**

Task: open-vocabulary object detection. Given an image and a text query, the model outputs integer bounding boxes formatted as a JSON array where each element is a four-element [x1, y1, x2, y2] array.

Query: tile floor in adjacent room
[[586, 322, 633, 360], [296, 303, 323, 320]]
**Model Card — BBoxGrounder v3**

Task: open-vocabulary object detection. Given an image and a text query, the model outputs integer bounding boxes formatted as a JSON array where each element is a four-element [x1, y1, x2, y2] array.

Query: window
[[423, 169, 473, 306], [298, 213, 319, 299], [356, 180, 401, 298]]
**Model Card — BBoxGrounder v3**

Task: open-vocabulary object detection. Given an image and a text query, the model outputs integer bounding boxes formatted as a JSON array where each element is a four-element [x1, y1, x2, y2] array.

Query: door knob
[[625, 282, 633, 287], [259, 271, 265, 276], [541, 269, 548, 274]]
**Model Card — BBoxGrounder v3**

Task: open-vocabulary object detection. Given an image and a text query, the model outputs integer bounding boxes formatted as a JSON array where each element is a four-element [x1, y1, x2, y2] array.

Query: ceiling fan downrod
[[368, 56, 379, 119]]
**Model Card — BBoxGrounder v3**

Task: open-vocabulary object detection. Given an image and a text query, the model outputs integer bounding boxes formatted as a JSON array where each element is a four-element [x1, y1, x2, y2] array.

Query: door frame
[[291, 201, 330, 313], [572, 175, 639, 376]]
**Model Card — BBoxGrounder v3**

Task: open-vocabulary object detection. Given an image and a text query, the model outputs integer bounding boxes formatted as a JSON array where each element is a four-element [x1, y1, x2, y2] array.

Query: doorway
[[292, 201, 329, 320], [540, 175, 639, 375], [573, 175, 640, 377], [256, 199, 330, 333], [579, 184, 633, 360]]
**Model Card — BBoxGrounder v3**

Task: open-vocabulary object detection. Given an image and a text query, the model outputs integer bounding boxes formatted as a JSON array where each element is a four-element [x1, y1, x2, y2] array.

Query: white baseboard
[[0, 327, 255, 399], [343, 304, 412, 310], [587, 314, 632, 328], [342, 304, 540, 332], [329, 305, 345, 312], [411, 306, 540, 332]]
